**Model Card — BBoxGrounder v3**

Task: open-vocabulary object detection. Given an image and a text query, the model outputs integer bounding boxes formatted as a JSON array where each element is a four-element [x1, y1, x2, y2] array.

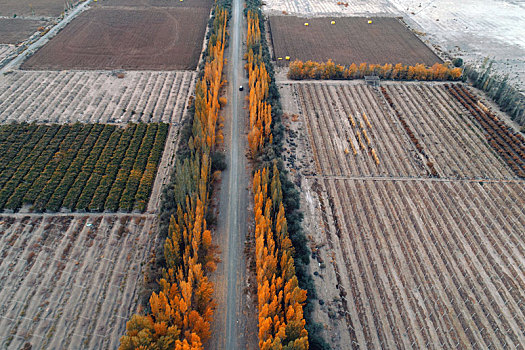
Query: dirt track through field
[[0, 214, 156, 350], [0, 71, 195, 124]]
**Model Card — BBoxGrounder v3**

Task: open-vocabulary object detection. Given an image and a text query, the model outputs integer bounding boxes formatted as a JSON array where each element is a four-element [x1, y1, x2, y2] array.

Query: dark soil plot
[[22, 7, 210, 70], [0, 18, 45, 44], [0, 0, 79, 17], [94, 0, 213, 8], [269, 16, 443, 67]]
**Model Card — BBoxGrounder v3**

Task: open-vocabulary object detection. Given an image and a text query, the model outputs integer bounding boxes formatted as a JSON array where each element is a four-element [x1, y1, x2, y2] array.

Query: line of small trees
[[247, 9, 309, 350], [119, 6, 230, 350], [0, 123, 167, 213], [288, 59, 463, 81], [463, 61, 525, 126]]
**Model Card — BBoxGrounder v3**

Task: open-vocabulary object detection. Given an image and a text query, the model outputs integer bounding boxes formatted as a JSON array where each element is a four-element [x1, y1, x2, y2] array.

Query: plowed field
[[0, 214, 156, 350], [279, 81, 525, 348], [269, 16, 442, 67], [95, 0, 212, 8], [22, 7, 210, 70]]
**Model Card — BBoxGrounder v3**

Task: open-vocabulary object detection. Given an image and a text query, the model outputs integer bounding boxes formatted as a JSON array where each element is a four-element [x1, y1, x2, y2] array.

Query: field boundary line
[[305, 175, 525, 184]]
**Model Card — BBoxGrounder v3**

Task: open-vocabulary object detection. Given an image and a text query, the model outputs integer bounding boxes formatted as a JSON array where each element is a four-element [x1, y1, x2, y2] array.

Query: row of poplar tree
[[119, 6, 229, 350]]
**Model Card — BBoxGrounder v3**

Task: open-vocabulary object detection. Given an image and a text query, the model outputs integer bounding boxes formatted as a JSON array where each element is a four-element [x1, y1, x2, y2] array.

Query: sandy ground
[[0, 214, 157, 350], [263, 0, 525, 89], [0, 70, 196, 123], [278, 80, 525, 348]]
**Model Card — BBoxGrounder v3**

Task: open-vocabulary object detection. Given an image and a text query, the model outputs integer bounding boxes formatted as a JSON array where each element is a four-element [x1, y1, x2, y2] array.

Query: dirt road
[[211, 0, 255, 347]]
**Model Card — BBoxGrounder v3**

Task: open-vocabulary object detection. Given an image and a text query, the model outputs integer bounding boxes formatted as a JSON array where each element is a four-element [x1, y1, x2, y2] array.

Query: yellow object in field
[[285, 56, 290, 60], [368, 20, 372, 24], [304, 22, 309, 26], [331, 20, 335, 24], [277, 57, 283, 60]]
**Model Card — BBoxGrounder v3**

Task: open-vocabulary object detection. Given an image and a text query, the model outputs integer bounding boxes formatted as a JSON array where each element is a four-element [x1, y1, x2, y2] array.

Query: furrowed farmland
[[278, 80, 525, 348], [0, 123, 168, 213], [22, 7, 211, 70], [95, 0, 213, 8], [269, 16, 442, 67], [289, 82, 522, 179], [0, 214, 156, 350], [0, 71, 195, 123]]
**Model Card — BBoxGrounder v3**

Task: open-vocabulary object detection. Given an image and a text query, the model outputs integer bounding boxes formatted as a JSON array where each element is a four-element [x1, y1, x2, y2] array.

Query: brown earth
[[278, 80, 525, 348], [0, 0, 81, 17], [94, 0, 212, 8], [269, 16, 443, 67], [0, 18, 46, 44], [21, 7, 210, 71], [0, 214, 158, 350]]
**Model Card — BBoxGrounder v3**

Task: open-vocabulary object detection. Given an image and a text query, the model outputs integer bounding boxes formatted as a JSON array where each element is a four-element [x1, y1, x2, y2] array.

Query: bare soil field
[[269, 16, 442, 67], [21, 7, 210, 70], [278, 80, 525, 348], [94, 0, 212, 8], [0, 214, 157, 350], [0, 70, 195, 123], [0, 18, 45, 44], [306, 177, 525, 348], [0, 0, 82, 17]]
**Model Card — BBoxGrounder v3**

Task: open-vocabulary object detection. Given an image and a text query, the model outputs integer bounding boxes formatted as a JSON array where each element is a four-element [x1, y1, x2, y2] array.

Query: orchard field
[[0, 123, 168, 213], [278, 80, 525, 348]]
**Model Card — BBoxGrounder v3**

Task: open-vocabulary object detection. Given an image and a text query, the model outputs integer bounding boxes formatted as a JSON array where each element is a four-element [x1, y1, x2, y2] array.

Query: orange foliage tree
[[288, 59, 462, 81], [253, 163, 309, 349], [119, 7, 229, 350], [246, 10, 273, 155]]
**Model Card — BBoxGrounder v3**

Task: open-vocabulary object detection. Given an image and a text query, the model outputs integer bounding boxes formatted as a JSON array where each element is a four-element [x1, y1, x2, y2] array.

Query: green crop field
[[0, 122, 168, 213]]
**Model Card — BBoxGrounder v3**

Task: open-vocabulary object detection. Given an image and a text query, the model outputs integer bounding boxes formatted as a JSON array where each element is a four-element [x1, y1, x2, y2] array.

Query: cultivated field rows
[[292, 82, 516, 180], [0, 214, 156, 350], [0, 70, 195, 124], [311, 177, 525, 349]]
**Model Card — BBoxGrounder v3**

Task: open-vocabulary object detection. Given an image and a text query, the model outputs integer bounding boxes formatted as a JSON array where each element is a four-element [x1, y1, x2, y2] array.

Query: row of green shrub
[[0, 123, 168, 213]]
